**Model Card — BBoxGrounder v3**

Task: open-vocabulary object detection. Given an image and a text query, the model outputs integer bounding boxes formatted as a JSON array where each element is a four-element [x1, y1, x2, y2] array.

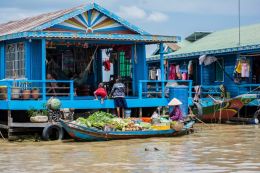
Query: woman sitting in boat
[[168, 98, 184, 121]]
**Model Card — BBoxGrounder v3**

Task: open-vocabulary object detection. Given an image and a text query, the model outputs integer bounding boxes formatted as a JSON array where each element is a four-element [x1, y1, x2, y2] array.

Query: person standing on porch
[[110, 78, 127, 118]]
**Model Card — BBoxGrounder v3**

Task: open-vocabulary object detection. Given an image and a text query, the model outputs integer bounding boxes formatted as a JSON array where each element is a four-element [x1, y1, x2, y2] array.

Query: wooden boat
[[192, 94, 257, 123], [60, 120, 195, 141]]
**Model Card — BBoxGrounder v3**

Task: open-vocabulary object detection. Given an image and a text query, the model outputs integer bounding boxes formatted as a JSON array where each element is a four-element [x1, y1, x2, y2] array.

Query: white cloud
[[118, 6, 146, 19], [117, 5, 168, 23], [147, 12, 169, 22]]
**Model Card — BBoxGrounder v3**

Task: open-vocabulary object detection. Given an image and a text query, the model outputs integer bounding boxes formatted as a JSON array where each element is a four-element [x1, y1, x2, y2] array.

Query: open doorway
[[46, 42, 133, 97], [252, 56, 260, 83]]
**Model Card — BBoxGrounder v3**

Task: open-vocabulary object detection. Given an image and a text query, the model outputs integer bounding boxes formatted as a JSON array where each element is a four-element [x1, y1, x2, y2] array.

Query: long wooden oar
[[188, 107, 210, 128]]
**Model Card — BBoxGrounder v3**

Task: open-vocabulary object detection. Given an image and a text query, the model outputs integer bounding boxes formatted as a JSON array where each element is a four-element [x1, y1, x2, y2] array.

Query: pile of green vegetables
[[74, 111, 152, 131], [76, 111, 114, 129]]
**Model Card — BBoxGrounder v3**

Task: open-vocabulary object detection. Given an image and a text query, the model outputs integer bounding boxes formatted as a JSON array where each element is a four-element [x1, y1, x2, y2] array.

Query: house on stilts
[[147, 24, 260, 117], [0, 3, 183, 137]]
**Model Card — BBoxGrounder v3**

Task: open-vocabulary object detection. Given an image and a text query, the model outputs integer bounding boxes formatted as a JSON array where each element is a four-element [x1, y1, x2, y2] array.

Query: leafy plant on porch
[[27, 109, 48, 117], [21, 81, 32, 99], [27, 104, 48, 117]]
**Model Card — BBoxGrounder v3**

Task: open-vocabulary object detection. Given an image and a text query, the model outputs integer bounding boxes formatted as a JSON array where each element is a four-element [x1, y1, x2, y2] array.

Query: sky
[[0, 0, 260, 54]]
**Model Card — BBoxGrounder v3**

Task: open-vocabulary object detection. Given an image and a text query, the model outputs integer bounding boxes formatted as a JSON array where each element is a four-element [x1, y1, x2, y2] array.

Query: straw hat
[[168, 98, 182, 106]]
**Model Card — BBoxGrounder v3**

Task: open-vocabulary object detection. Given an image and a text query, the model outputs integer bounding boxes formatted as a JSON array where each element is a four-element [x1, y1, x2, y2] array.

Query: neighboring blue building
[[148, 25, 260, 107]]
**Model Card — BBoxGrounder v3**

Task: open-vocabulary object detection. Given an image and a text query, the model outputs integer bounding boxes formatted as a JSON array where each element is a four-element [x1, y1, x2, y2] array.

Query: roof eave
[[147, 44, 260, 61], [0, 31, 181, 43]]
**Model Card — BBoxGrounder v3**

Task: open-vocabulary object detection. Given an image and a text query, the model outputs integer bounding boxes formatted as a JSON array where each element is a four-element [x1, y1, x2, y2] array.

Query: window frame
[[119, 51, 131, 78], [5, 42, 26, 79]]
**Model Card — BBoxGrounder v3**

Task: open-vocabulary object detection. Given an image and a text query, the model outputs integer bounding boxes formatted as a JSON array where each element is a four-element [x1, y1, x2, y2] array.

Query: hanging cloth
[[199, 55, 207, 65], [175, 65, 181, 79], [103, 59, 111, 71], [156, 69, 161, 80], [188, 60, 193, 75], [241, 63, 250, 77], [182, 72, 188, 80], [149, 69, 156, 80], [235, 60, 242, 74], [168, 64, 176, 80]]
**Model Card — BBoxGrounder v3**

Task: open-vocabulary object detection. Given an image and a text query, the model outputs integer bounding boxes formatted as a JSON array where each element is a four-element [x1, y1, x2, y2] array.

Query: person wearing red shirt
[[94, 83, 107, 104]]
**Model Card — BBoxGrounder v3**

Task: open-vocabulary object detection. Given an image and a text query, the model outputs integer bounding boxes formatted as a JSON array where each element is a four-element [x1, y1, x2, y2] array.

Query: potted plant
[[0, 85, 7, 100], [27, 109, 48, 123], [31, 87, 40, 100], [21, 82, 31, 100]]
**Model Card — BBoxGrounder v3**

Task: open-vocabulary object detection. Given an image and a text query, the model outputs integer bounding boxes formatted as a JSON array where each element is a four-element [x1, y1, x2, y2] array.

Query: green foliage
[[27, 109, 48, 117], [27, 104, 48, 117]]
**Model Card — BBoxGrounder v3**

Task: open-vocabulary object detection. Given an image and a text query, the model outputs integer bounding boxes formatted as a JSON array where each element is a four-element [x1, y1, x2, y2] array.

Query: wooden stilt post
[[7, 110, 13, 140], [139, 108, 142, 118]]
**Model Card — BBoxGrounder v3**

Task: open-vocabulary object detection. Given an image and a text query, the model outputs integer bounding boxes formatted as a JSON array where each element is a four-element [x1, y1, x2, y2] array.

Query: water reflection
[[0, 124, 260, 173]]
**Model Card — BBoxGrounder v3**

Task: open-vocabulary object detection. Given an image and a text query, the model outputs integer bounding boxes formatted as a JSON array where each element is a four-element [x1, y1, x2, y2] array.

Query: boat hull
[[193, 94, 256, 123], [60, 120, 195, 141]]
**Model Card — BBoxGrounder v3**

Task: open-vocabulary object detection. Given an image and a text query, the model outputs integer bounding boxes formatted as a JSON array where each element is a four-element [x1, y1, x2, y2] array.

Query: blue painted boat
[[60, 120, 195, 141]]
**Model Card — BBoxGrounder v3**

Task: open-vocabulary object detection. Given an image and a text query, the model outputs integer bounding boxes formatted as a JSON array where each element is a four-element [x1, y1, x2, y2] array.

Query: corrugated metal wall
[[0, 42, 4, 79]]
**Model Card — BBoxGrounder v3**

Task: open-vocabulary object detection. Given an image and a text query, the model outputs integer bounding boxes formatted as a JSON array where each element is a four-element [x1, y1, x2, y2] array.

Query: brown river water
[[0, 124, 260, 173]]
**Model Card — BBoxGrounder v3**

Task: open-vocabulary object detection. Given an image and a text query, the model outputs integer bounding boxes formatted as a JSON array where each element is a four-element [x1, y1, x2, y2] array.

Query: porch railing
[[138, 80, 193, 99], [238, 84, 260, 95], [193, 85, 222, 97], [0, 80, 74, 101], [1, 79, 195, 101]]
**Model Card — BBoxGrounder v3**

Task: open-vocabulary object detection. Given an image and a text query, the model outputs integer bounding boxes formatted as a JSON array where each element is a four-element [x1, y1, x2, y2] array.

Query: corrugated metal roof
[[172, 24, 260, 56], [148, 24, 260, 61], [0, 5, 84, 37]]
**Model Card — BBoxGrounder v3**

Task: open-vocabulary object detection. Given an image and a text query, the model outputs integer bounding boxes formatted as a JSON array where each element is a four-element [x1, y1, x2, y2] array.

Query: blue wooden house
[[0, 3, 183, 131], [148, 24, 260, 107]]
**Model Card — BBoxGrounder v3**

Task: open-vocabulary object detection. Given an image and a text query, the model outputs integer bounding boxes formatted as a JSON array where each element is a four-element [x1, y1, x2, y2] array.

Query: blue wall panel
[[25, 41, 31, 79], [133, 44, 147, 95], [202, 63, 214, 85], [222, 55, 237, 97], [31, 40, 42, 80]]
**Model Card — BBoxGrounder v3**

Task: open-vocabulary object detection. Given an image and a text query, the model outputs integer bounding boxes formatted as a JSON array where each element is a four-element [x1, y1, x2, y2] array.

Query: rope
[[85, 46, 99, 72]]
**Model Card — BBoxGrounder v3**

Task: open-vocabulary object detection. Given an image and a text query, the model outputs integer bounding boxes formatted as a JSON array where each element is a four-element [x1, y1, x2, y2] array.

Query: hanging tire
[[42, 124, 64, 141]]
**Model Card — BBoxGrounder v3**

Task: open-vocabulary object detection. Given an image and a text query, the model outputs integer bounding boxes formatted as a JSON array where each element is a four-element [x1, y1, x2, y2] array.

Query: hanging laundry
[[103, 59, 111, 71], [203, 56, 217, 66], [182, 72, 188, 80], [188, 60, 193, 76], [180, 62, 188, 73], [156, 69, 161, 80], [168, 64, 176, 80], [175, 65, 182, 79], [235, 60, 242, 74], [149, 68, 156, 80], [199, 55, 207, 65], [241, 63, 250, 77]]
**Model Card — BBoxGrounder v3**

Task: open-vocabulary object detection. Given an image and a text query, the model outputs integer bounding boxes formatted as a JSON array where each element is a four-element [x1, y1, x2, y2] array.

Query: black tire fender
[[42, 124, 64, 141]]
